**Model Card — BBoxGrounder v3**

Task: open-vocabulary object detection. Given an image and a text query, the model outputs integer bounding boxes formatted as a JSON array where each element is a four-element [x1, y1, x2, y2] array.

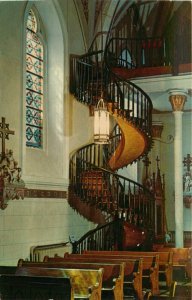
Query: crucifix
[[156, 156, 160, 168], [143, 154, 151, 178], [0, 117, 15, 158]]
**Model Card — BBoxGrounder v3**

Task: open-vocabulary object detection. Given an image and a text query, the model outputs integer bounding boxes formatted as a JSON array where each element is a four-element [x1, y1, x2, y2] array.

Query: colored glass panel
[[26, 54, 43, 76], [26, 30, 43, 60], [26, 9, 44, 149], [26, 73, 43, 94], [26, 9, 37, 32]]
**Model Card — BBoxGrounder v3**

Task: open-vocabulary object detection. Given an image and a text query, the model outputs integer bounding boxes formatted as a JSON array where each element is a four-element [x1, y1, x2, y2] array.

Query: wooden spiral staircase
[[68, 1, 191, 253], [68, 36, 156, 252]]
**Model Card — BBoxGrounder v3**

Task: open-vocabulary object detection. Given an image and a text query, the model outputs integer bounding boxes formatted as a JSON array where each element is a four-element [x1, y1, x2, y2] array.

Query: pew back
[[18, 260, 123, 285], [0, 274, 71, 300], [66, 252, 159, 295], [158, 247, 191, 279], [54, 253, 142, 277], [18, 260, 124, 300], [43, 255, 143, 300], [83, 250, 173, 287], [66, 253, 159, 271], [158, 247, 191, 266], [0, 266, 17, 275], [83, 250, 172, 264], [16, 267, 104, 300]]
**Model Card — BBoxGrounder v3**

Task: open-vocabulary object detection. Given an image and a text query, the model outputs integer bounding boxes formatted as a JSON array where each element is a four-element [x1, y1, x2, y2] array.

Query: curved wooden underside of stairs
[[108, 114, 147, 171], [68, 187, 106, 225]]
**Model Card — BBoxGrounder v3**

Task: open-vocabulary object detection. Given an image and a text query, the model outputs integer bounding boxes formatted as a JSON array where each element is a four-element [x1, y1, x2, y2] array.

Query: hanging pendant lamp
[[94, 98, 109, 144]]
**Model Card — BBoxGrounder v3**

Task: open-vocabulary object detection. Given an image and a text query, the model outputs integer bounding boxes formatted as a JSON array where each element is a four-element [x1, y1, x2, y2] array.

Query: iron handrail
[[70, 143, 155, 229]]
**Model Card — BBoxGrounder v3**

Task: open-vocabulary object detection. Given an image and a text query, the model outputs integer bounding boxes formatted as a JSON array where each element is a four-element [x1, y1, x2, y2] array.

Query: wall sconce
[[94, 98, 109, 144]]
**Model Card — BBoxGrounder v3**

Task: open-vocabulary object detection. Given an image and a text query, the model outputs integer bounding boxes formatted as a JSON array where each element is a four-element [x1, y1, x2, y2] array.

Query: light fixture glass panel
[[94, 99, 109, 144]]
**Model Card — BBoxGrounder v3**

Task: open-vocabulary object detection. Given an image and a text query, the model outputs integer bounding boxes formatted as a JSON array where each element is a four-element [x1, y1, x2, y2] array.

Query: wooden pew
[[75, 252, 159, 295], [0, 266, 17, 275], [158, 247, 191, 279], [0, 274, 72, 300], [83, 250, 172, 288], [15, 266, 104, 300], [18, 259, 124, 300], [145, 280, 191, 300], [44, 254, 143, 300]]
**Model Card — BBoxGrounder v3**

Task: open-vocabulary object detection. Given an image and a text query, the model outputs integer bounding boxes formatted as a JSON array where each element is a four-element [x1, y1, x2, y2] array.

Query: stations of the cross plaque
[[0, 117, 15, 158]]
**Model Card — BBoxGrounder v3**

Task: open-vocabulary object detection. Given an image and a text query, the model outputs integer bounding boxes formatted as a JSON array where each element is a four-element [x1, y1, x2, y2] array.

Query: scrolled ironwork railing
[[103, 66, 153, 138], [70, 143, 155, 230], [71, 220, 120, 254], [70, 50, 104, 105], [70, 48, 153, 141], [105, 36, 169, 69]]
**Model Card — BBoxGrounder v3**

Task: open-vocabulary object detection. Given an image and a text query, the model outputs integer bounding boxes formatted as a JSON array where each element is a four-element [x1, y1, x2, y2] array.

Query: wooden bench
[[0, 273, 72, 300], [18, 259, 124, 300], [158, 247, 191, 279], [83, 250, 172, 288], [78, 251, 159, 295], [0, 266, 17, 275], [44, 254, 143, 300], [15, 266, 104, 300]]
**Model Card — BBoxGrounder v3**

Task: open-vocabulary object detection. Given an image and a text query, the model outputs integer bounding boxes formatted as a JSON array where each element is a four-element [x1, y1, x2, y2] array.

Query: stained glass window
[[26, 9, 44, 148]]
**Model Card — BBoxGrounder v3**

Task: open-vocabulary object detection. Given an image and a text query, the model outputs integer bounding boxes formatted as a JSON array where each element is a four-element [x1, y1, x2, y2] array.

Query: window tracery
[[26, 8, 44, 148]]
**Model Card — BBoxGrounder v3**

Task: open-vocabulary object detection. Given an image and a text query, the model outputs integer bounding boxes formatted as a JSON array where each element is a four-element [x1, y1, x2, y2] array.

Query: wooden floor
[[101, 280, 191, 300], [123, 279, 191, 299]]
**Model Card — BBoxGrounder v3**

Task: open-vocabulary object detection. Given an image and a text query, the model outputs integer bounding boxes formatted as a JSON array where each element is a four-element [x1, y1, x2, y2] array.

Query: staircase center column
[[169, 90, 187, 247]]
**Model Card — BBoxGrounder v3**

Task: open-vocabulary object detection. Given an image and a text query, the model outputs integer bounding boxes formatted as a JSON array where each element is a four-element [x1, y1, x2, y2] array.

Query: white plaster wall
[[0, 1, 26, 161], [69, 95, 94, 153], [0, 198, 92, 266], [153, 112, 192, 231], [0, 0, 90, 188], [57, 0, 87, 54], [0, 0, 94, 265], [23, 0, 67, 187]]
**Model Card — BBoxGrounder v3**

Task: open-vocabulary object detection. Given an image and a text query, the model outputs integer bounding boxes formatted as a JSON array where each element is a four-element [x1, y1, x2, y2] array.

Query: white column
[[169, 90, 187, 247], [173, 111, 184, 247]]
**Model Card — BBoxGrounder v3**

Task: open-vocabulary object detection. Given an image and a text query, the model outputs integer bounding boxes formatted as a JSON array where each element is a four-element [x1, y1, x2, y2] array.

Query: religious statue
[[0, 117, 25, 209], [183, 154, 192, 208], [183, 172, 192, 192], [165, 232, 171, 244], [0, 149, 24, 184]]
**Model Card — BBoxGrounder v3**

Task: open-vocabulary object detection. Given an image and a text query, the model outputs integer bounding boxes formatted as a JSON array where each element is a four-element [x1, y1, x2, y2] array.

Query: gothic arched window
[[25, 8, 44, 148]]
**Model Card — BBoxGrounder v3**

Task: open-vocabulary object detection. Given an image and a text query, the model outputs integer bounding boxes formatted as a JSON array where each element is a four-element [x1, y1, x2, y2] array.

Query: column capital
[[152, 121, 163, 138], [168, 89, 187, 111]]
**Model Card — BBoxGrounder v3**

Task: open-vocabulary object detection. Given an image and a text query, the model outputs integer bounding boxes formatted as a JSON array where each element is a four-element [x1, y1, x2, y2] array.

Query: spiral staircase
[[68, 32, 158, 250], [68, 1, 191, 253]]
